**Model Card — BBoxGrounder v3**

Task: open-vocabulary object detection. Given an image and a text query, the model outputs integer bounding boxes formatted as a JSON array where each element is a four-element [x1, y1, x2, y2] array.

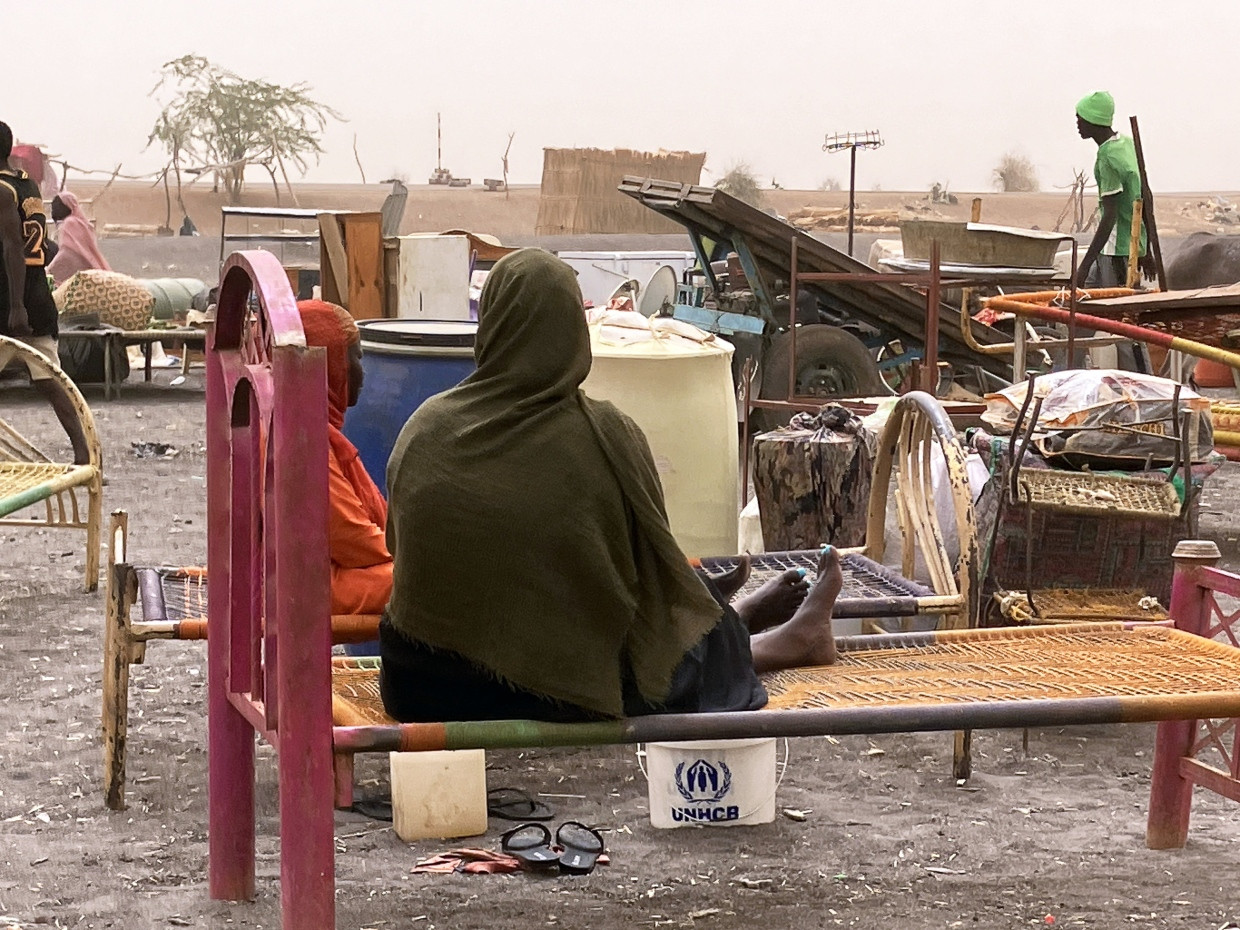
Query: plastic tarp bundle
[[585, 308, 718, 353], [140, 278, 208, 321], [983, 370, 1214, 466]]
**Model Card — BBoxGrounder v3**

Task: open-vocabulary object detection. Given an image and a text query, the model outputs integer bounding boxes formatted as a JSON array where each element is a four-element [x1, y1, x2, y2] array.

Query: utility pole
[[823, 130, 884, 257]]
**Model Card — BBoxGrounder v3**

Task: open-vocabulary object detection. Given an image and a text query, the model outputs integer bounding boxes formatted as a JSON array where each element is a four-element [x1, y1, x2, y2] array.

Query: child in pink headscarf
[[47, 191, 110, 283]]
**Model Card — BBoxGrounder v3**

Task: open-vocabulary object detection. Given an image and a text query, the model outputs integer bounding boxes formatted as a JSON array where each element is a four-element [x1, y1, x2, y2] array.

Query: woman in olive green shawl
[[379, 248, 842, 723]]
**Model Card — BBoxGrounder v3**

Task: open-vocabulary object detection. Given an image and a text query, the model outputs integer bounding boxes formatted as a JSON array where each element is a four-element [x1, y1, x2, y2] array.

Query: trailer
[[618, 177, 1013, 412]]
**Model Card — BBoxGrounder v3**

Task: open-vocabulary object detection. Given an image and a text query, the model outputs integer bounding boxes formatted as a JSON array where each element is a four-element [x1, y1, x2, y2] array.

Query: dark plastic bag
[[58, 314, 130, 384]]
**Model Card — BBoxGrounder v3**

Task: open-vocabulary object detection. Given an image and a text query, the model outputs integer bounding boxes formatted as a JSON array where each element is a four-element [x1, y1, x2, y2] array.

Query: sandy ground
[[2, 370, 1240, 929], [3, 185, 1240, 928]]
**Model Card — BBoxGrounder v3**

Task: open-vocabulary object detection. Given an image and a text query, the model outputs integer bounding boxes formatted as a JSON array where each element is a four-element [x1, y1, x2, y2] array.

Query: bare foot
[[750, 546, 844, 673], [733, 569, 810, 633], [707, 554, 751, 603]]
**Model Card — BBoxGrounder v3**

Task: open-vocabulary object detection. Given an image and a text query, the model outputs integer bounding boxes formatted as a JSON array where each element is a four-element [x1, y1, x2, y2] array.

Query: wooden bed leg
[[84, 479, 103, 593], [102, 562, 138, 810], [1147, 718, 1197, 849], [953, 730, 972, 782], [1146, 540, 1219, 849], [334, 753, 356, 810]]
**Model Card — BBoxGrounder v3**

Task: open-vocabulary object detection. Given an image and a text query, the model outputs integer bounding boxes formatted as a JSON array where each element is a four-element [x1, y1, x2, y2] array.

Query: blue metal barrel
[[343, 320, 477, 491]]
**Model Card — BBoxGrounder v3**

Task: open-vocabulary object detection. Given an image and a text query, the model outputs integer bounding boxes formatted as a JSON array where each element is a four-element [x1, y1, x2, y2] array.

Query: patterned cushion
[[54, 271, 156, 331]]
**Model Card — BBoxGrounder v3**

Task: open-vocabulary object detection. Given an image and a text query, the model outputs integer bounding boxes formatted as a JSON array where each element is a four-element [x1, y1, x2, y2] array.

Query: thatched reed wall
[[535, 148, 705, 235]]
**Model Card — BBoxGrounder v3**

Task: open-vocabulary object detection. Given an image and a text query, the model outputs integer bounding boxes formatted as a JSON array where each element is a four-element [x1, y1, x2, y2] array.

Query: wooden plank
[[317, 213, 349, 306], [340, 212, 385, 320]]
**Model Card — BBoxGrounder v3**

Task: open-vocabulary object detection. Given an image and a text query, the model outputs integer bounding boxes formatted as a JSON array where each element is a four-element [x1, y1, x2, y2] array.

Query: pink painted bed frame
[[206, 251, 335, 926], [1147, 541, 1240, 847], [205, 251, 1239, 930]]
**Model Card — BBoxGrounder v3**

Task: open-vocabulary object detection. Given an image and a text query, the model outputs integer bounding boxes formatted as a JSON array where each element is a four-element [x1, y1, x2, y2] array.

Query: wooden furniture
[[219, 207, 385, 320], [198, 252, 1240, 930], [0, 334, 104, 591], [57, 326, 207, 400], [318, 212, 384, 320], [1147, 539, 1240, 847], [101, 514, 380, 811]]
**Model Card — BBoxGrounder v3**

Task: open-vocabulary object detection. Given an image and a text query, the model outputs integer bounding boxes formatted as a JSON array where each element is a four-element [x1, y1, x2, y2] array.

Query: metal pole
[[788, 237, 799, 402], [924, 240, 940, 394], [741, 357, 754, 506], [847, 145, 857, 257], [1068, 240, 1078, 366]]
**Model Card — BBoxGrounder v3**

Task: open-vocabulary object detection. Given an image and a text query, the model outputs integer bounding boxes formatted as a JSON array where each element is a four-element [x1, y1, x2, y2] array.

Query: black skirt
[[379, 599, 767, 723]]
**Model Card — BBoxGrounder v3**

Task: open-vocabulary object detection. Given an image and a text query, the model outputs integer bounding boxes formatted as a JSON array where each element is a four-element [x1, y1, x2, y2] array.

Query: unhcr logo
[[671, 758, 738, 823]]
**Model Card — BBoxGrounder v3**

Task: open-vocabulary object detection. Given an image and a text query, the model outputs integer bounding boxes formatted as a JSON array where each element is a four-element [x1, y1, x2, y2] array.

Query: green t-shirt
[[1094, 134, 1147, 258]]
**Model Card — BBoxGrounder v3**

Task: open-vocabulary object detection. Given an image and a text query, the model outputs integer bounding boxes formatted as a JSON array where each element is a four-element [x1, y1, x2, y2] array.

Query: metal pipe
[[1068, 239, 1079, 366], [847, 145, 857, 257], [986, 296, 1240, 368], [740, 356, 754, 507], [923, 240, 941, 394], [788, 236, 798, 402]]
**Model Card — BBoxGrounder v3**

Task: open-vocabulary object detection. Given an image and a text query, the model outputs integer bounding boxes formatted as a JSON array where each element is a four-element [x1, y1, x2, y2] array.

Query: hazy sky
[[5, 0, 1236, 194]]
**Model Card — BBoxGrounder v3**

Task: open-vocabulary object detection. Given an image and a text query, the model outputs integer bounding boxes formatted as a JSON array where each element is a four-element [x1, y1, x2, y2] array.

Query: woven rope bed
[[327, 624, 1240, 730], [1016, 469, 1181, 519], [0, 462, 93, 512], [136, 550, 934, 634], [0, 334, 104, 591]]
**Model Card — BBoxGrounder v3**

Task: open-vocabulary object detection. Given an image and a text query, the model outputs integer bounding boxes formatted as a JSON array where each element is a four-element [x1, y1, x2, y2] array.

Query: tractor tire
[[752, 326, 885, 432]]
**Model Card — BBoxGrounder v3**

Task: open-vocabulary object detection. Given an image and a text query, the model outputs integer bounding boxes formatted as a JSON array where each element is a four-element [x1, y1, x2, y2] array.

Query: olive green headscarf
[[384, 248, 721, 717]]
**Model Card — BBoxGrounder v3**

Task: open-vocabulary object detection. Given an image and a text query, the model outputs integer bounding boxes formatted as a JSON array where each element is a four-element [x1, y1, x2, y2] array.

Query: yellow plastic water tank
[[581, 316, 738, 558]]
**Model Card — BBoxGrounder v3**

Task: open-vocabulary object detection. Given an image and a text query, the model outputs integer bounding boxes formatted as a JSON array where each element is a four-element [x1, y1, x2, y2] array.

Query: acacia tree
[[715, 164, 764, 207], [148, 55, 342, 203]]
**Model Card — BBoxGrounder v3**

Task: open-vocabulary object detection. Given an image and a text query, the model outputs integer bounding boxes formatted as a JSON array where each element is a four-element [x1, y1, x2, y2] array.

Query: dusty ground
[[3, 184, 1240, 927], [2, 367, 1239, 930]]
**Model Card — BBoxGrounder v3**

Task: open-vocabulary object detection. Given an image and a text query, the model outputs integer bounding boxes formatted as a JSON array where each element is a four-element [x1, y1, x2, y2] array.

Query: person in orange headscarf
[[297, 299, 393, 617]]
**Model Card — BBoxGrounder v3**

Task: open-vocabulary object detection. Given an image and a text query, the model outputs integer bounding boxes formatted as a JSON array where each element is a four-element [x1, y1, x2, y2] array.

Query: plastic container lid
[[358, 319, 477, 348]]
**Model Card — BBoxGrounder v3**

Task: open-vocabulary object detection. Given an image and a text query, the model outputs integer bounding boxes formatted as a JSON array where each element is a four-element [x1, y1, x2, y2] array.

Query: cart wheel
[[753, 326, 885, 431]]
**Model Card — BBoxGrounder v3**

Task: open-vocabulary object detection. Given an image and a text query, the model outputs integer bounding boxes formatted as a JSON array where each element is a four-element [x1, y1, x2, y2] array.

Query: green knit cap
[[1075, 91, 1115, 127]]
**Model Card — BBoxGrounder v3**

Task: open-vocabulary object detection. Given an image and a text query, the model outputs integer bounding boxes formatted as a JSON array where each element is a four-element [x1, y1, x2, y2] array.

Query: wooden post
[[1129, 116, 1167, 291], [1146, 539, 1221, 848], [318, 213, 349, 305], [1126, 198, 1144, 288], [102, 513, 135, 811]]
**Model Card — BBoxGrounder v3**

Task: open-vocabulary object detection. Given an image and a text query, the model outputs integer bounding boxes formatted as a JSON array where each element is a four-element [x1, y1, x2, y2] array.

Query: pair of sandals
[[500, 821, 606, 875]]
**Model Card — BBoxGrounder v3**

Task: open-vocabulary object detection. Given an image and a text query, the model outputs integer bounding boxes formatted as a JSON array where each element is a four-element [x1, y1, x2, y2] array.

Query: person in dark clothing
[[0, 121, 89, 464], [379, 248, 844, 724]]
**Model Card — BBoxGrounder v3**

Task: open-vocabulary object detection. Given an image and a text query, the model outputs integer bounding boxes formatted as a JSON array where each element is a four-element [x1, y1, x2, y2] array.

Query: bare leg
[[706, 554, 751, 603], [733, 569, 810, 633], [33, 379, 90, 465], [750, 546, 844, 673]]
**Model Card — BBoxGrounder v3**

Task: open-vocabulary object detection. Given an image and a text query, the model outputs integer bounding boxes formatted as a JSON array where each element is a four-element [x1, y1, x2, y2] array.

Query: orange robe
[[328, 427, 393, 616]]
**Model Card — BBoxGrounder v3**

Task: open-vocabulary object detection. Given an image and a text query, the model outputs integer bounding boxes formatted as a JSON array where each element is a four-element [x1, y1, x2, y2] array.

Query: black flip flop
[[555, 821, 605, 876], [488, 787, 554, 822], [500, 823, 559, 871]]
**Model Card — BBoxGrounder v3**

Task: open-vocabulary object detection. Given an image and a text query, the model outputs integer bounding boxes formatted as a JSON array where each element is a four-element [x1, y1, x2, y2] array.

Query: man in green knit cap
[[1073, 91, 1149, 288]]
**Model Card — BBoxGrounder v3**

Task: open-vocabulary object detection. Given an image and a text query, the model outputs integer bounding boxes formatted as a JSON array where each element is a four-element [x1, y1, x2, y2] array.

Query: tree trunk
[[752, 423, 875, 550]]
